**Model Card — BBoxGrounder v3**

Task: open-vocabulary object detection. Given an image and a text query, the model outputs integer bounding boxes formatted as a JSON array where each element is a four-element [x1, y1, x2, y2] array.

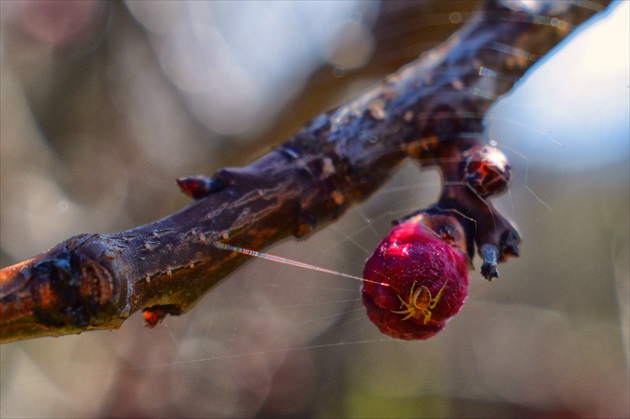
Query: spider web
[[0, 2, 628, 417]]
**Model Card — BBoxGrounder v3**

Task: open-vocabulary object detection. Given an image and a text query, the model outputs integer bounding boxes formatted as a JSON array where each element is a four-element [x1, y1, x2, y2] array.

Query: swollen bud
[[464, 145, 511, 197], [362, 213, 469, 340]]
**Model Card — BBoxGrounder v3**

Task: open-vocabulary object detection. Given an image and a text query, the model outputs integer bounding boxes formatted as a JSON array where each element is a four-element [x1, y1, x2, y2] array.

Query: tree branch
[[0, 0, 610, 343]]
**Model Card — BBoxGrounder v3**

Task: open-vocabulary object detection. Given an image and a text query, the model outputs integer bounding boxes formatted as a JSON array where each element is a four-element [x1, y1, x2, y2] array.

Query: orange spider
[[392, 279, 449, 324]]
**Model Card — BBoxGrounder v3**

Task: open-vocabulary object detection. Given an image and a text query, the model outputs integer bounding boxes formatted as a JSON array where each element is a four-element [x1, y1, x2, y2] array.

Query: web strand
[[211, 242, 388, 287]]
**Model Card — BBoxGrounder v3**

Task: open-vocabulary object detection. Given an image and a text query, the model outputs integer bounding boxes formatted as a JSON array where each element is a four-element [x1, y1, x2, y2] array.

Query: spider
[[392, 279, 449, 324]]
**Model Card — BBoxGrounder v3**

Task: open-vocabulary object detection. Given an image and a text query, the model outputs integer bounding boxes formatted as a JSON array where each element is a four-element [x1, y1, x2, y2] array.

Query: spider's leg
[[422, 309, 432, 324], [429, 279, 449, 309], [411, 286, 426, 309], [401, 312, 416, 321]]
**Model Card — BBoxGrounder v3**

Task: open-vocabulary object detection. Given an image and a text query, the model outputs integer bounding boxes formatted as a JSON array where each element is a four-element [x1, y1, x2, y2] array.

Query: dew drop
[[57, 201, 69, 212], [333, 66, 345, 77], [449, 12, 462, 24], [294, 223, 312, 239], [451, 79, 464, 90], [367, 99, 386, 120], [331, 190, 345, 205]]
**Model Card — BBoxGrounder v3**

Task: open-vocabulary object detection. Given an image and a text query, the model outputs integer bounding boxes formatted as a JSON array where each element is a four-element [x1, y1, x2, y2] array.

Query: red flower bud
[[464, 145, 511, 198], [362, 213, 469, 340]]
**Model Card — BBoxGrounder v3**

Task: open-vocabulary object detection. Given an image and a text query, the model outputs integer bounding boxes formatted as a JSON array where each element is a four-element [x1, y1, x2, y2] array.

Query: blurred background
[[1, 1, 628, 417]]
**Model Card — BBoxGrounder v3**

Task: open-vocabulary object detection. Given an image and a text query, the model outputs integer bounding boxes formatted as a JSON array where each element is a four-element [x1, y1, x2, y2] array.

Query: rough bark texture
[[0, 0, 610, 343]]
